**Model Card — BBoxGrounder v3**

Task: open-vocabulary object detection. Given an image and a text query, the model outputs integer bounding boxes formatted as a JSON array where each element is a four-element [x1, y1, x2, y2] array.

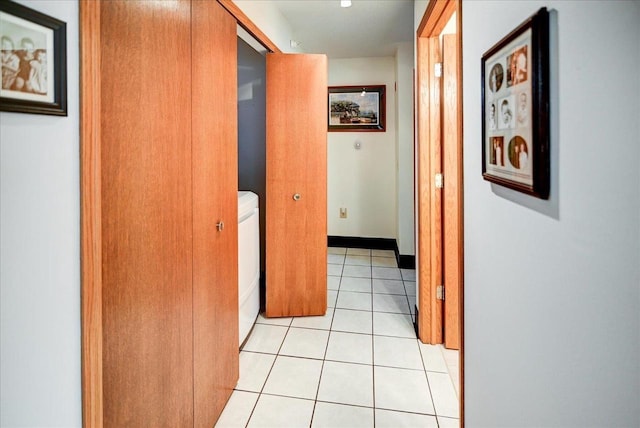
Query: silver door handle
[[292, 193, 301, 201], [216, 221, 224, 231]]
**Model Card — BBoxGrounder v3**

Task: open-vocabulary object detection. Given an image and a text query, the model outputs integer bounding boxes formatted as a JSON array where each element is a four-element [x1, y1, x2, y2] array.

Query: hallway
[[216, 248, 459, 427]]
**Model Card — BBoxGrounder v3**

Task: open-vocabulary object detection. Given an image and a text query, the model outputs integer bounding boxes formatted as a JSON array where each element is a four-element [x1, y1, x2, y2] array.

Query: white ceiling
[[271, 0, 414, 58]]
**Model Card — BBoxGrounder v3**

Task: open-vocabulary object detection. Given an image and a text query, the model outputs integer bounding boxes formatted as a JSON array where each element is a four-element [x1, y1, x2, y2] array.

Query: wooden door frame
[[217, 0, 281, 54], [80, 1, 103, 425], [415, 0, 464, 424], [417, 31, 443, 345], [79, 1, 280, 426]]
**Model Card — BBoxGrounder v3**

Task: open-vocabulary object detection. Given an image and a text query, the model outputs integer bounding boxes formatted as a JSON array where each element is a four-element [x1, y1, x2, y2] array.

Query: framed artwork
[[0, 0, 67, 116], [481, 7, 549, 199], [328, 85, 385, 132]]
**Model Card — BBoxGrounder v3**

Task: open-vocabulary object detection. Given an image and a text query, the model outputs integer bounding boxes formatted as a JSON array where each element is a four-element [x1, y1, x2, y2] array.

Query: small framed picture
[[481, 7, 549, 199], [0, 0, 67, 116], [328, 85, 385, 132]]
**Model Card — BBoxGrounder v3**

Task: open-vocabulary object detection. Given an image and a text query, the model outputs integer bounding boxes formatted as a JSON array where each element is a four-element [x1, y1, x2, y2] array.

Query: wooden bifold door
[[82, 1, 330, 425], [81, 1, 238, 426], [265, 53, 328, 318]]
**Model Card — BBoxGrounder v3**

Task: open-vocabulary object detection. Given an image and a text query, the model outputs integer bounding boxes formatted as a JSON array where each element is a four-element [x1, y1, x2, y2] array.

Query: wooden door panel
[[417, 36, 443, 344], [192, 1, 239, 426], [100, 1, 194, 425], [442, 34, 460, 350], [431, 34, 444, 345], [265, 53, 327, 317]]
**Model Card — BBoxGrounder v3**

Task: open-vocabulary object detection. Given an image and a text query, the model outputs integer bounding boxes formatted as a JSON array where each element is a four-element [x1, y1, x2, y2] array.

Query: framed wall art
[[481, 7, 549, 199], [0, 0, 67, 116], [328, 85, 385, 132]]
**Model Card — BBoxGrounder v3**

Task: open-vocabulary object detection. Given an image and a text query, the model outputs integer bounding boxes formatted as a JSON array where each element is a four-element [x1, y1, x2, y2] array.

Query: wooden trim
[[417, 35, 443, 343], [416, 36, 430, 342], [435, 1, 457, 36], [428, 36, 443, 345], [442, 33, 460, 350], [80, 1, 103, 426], [217, 0, 282, 53], [417, 0, 456, 38]]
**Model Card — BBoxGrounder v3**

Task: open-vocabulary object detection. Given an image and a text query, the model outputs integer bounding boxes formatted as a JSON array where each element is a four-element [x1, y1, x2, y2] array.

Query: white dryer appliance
[[238, 191, 260, 346]]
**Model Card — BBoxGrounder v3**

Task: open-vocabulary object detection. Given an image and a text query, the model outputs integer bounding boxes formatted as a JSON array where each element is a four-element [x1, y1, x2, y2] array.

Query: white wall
[[0, 1, 81, 427], [234, 2, 413, 251], [233, 0, 299, 53], [414, 0, 429, 32], [463, 1, 640, 426], [328, 57, 397, 240], [395, 42, 415, 255]]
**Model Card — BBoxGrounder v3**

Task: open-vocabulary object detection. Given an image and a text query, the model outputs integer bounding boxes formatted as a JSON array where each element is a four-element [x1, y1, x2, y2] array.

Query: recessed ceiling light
[[340, 0, 352, 8]]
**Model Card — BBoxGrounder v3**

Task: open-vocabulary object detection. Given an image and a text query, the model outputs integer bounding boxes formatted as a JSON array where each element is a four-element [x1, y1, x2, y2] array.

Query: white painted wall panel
[[328, 57, 397, 240], [463, 1, 640, 426], [0, 1, 81, 426], [396, 42, 415, 256]]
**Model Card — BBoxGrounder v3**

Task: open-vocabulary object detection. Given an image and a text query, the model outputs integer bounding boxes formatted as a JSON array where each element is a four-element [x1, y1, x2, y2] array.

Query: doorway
[[416, 0, 464, 423], [237, 29, 267, 310]]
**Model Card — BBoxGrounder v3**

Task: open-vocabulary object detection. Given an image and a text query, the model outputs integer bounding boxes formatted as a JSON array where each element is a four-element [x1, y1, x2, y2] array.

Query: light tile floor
[[216, 247, 459, 427]]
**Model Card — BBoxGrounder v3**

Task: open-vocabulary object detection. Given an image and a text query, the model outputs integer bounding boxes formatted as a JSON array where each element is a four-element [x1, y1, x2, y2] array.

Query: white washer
[[238, 191, 260, 346]]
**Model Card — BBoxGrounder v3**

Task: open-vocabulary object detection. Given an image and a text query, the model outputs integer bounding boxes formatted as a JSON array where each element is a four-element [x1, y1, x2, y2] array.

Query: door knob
[[292, 193, 301, 201], [216, 221, 224, 231]]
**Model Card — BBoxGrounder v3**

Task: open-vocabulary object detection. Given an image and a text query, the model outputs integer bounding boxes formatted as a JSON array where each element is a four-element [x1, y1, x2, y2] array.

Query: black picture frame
[[328, 85, 386, 132], [0, 0, 67, 116], [481, 7, 549, 199]]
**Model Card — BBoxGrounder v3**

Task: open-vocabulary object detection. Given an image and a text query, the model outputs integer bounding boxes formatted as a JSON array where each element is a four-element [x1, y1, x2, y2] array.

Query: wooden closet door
[[100, 1, 194, 425], [265, 53, 327, 317], [192, 1, 239, 426]]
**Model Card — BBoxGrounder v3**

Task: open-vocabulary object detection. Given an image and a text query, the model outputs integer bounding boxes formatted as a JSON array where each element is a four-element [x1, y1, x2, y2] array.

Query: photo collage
[[485, 29, 533, 187]]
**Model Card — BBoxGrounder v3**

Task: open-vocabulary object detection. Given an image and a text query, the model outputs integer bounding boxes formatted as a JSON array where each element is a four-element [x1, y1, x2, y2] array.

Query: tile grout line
[[232, 247, 426, 426], [417, 334, 440, 422], [402, 278, 414, 324], [243, 310, 294, 427], [369, 254, 378, 426], [310, 255, 343, 427]]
